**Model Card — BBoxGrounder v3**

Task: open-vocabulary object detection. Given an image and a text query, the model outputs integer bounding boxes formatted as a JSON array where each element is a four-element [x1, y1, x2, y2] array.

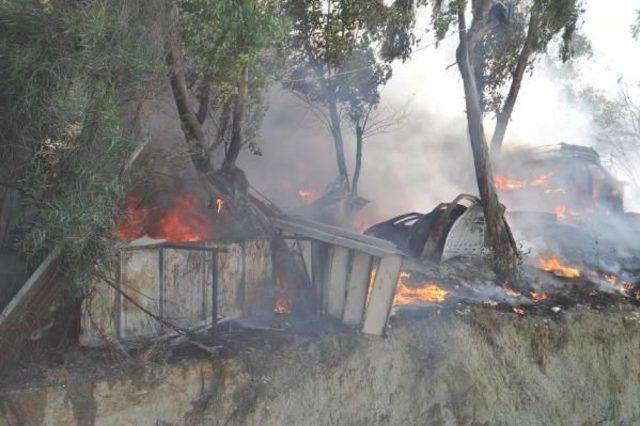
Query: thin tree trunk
[[352, 124, 364, 196], [456, 8, 518, 275], [223, 66, 249, 168], [165, 5, 210, 174], [328, 98, 350, 188], [196, 82, 210, 125], [214, 100, 232, 152], [490, 7, 539, 154]]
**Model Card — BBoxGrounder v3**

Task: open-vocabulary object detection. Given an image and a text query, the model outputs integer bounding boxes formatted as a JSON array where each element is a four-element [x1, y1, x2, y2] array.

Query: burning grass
[[393, 272, 448, 305], [538, 255, 581, 279]]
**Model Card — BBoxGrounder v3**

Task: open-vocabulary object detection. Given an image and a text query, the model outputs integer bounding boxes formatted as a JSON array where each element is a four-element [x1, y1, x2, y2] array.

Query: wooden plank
[[162, 249, 209, 330], [273, 218, 401, 257], [325, 246, 350, 319], [216, 242, 244, 319], [362, 255, 403, 336], [242, 240, 275, 316], [342, 252, 372, 326], [279, 216, 398, 249], [298, 239, 313, 283], [204, 250, 215, 326], [119, 249, 162, 339], [311, 241, 329, 313]]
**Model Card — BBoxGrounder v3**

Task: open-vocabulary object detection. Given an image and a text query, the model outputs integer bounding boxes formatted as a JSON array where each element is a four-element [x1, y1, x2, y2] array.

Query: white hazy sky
[[243, 1, 640, 219]]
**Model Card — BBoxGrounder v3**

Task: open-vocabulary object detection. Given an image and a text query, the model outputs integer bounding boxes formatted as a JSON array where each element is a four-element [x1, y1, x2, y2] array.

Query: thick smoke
[[240, 1, 640, 224]]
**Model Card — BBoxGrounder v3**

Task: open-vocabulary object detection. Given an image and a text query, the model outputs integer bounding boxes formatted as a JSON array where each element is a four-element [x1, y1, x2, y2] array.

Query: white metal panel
[[362, 255, 403, 336], [325, 246, 350, 319], [119, 249, 162, 339], [342, 252, 372, 326], [441, 202, 485, 261]]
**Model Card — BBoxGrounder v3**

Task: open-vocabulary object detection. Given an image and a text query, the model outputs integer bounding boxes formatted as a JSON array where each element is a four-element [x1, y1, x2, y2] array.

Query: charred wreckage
[[1, 143, 640, 369]]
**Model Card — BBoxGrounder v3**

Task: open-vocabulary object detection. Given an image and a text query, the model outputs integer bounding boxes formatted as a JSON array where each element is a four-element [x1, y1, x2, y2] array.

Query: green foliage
[[283, 0, 408, 126], [180, 0, 286, 89], [429, 0, 585, 115], [179, 0, 286, 158], [0, 0, 158, 293]]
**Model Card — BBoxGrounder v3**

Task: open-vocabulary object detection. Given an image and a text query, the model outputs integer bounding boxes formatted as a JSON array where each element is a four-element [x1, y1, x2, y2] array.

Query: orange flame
[[116, 196, 148, 240], [530, 173, 552, 187], [530, 291, 548, 302], [603, 272, 618, 286], [215, 198, 225, 214], [538, 255, 581, 279], [494, 173, 526, 190], [116, 194, 214, 243], [555, 204, 567, 221], [366, 263, 378, 306], [503, 282, 521, 297], [298, 189, 318, 203], [512, 307, 525, 315], [394, 272, 448, 305], [274, 297, 291, 314]]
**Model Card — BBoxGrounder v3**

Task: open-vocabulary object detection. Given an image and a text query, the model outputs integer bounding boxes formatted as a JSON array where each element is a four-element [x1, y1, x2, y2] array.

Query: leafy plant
[[0, 0, 159, 293]]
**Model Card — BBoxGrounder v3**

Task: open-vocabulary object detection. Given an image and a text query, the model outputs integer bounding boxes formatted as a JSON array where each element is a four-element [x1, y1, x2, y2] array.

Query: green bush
[[0, 0, 160, 294]]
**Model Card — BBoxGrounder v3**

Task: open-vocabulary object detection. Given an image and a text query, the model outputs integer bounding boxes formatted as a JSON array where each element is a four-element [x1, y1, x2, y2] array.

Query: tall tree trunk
[[352, 124, 364, 196], [165, 4, 210, 175], [456, 8, 518, 275], [490, 7, 539, 154], [223, 66, 249, 169], [328, 98, 350, 189]]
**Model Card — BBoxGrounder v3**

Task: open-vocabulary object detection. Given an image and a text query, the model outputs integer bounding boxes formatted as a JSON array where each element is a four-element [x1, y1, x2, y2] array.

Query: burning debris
[[360, 143, 640, 316], [116, 194, 216, 243]]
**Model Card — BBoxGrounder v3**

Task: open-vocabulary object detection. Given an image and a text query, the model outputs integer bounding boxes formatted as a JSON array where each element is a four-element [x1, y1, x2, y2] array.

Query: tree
[[282, 0, 410, 195], [430, 0, 584, 154], [0, 0, 159, 289], [166, 0, 285, 175], [452, 0, 519, 274]]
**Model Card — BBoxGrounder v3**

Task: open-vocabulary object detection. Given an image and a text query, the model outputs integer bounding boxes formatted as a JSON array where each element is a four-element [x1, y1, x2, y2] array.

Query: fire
[[512, 307, 525, 315], [116, 196, 148, 240], [274, 297, 291, 314], [554, 204, 595, 221], [116, 194, 214, 243], [538, 255, 581, 279], [215, 198, 225, 213], [502, 282, 521, 297], [603, 272, 618, 285], [366, 263, 378, 306], [530, 173, 552, 187], [298, 189, 318, 203], [530, 291, 548, 302], [394, 272, 448, 305], [494, 172, 555, 191], [494, 173, 526, 190]]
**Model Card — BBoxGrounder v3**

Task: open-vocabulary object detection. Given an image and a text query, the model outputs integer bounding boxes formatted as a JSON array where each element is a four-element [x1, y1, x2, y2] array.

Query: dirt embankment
[[2, 305, 640, 425]]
